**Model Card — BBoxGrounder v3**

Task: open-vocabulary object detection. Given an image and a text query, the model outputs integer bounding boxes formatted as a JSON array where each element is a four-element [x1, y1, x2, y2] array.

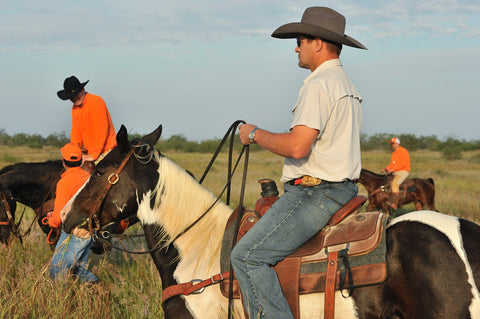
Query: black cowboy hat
[[271, 7, 367, 50], [57, 76, 89, 100]]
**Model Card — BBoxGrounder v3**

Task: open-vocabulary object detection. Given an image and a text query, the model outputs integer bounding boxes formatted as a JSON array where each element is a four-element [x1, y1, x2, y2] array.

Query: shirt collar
[[304, 59, 342, 84]]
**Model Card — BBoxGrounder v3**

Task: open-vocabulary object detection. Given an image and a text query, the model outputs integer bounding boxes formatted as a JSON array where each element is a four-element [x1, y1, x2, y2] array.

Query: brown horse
[[356, 169, 435, 212]]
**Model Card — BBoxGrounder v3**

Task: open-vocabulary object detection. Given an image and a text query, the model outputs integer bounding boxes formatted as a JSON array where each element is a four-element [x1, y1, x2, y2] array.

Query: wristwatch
[[248, 127, 258, 144]]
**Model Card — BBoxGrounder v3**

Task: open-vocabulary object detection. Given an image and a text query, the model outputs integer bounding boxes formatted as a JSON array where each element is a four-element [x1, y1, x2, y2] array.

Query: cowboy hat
[[271, 7, 367, 50], [57, 76, 89, 100]]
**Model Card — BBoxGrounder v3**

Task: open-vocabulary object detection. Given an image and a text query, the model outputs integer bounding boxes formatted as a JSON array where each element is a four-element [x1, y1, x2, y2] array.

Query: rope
[[170, 120, 248, 243]]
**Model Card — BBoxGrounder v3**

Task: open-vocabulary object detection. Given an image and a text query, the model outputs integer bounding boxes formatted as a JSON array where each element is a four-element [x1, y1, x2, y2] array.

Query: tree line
[[0, 129, 478, 160]]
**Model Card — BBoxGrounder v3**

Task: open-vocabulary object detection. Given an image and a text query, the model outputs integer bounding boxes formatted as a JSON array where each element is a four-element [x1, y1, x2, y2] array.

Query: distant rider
[[381, 137, 410, 210]]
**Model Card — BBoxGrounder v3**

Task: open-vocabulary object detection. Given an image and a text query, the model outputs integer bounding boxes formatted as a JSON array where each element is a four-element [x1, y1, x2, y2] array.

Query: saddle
[[220, 180, 389, 319], [384, 178, 417, 194]]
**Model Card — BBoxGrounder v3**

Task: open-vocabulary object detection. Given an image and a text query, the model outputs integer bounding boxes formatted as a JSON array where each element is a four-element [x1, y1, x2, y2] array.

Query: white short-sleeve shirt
[[280, 59, 362, 183]]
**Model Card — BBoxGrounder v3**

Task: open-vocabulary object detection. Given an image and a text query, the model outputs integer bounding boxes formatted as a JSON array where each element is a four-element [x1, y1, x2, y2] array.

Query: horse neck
[[0, 162, 62, 208], [361, 171, 387, 191], [141, 156, 233, 275]]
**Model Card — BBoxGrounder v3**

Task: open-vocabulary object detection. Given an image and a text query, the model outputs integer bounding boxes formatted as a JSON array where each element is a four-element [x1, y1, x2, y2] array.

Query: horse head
[[355, 169, 390, 190], [63, 124, 163, 235]]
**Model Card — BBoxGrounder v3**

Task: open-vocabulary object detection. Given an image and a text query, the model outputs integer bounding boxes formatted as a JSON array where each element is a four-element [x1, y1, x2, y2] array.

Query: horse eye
[[95, 169, 106, 177]]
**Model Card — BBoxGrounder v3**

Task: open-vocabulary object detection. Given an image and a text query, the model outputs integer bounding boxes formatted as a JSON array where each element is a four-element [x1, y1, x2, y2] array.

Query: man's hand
[[73, 227, 91, 239], [238, 124, 257, 145]]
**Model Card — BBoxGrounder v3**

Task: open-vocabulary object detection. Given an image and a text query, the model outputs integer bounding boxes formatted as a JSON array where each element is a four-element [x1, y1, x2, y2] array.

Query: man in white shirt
[[231, 7, 367, 319]]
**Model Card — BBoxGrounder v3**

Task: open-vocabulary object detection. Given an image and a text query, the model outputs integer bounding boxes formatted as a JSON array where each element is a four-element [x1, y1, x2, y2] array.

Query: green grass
[[0, 146, 479, 318]]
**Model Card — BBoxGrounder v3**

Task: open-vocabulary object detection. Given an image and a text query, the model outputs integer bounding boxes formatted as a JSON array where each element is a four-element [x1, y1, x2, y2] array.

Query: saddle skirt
[[220, 194, 389, 318]]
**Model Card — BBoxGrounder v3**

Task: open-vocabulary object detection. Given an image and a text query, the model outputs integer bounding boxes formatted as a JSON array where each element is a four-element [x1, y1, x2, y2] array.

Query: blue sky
[[1, 0, 479, 142]]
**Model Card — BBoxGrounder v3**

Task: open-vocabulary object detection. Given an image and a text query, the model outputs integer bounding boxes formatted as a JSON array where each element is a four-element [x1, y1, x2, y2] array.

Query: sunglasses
[[296, 36, 317, 47]]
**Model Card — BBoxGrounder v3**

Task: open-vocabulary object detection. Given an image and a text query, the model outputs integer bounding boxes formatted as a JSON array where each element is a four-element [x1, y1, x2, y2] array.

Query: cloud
[[1, 0, 479, 51]]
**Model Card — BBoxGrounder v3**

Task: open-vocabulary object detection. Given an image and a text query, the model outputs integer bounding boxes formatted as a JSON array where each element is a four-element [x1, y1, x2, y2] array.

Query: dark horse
[[0, 160, 63, 244], [356, 169, 435, 212], [0, 160, 132, 252], [64, 124, 480, 318]]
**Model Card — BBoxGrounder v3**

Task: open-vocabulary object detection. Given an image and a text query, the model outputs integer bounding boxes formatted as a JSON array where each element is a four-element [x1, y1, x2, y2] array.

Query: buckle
[[210, 273, 224, 284], [190, 279, 205, 294], [288, 176, 322, 187]]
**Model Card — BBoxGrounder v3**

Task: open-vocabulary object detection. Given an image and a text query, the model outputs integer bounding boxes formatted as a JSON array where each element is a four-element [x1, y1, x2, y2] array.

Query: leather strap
[[327, 196, 367, 226], [162, 271, 230, 303], [275, 257, 301, 319], [325, 251, 339, 319]]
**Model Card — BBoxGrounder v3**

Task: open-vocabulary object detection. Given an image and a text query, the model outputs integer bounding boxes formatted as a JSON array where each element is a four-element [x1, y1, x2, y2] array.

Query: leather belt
[[286, 175, 322, 187], [286, 176, 352, 187]]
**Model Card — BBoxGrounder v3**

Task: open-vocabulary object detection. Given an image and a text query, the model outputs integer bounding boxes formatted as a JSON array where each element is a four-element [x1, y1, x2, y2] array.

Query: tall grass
[[0, 146, 479, 318]]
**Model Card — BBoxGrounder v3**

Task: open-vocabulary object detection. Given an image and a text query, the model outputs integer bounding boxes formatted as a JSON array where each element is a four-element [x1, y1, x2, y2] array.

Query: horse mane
[[139, 153, 233, 271]]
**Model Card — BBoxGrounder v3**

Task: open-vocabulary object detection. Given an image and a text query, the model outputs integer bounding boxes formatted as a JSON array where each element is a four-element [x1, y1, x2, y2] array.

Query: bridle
[[0, 189, 16, 231], [83, 139, 157, 238], [84, 148, 134, 237]]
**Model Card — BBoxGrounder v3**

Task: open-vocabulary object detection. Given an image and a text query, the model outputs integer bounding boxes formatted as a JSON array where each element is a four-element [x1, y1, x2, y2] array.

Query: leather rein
[[89, 121, 250, 255], [0, 189, 17, 232]]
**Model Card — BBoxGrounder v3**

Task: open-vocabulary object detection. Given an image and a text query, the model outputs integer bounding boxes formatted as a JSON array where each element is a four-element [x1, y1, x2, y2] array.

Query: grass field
[[0, 145, 479, 318]]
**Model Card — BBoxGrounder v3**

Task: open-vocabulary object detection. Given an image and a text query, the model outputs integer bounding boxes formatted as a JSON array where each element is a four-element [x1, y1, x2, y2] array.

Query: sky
[[1, 0, 479, 142]]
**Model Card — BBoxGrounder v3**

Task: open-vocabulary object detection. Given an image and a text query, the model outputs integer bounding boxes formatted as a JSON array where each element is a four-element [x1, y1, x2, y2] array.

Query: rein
[[100, 121, 250, 255], [171, 120, 248, 243], [0, 189, 19, 241], [0, 189, 13, 226]]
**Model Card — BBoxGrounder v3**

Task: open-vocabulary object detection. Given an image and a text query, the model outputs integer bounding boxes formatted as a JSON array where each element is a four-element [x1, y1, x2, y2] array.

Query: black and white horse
[[64, 124, 480, 319]]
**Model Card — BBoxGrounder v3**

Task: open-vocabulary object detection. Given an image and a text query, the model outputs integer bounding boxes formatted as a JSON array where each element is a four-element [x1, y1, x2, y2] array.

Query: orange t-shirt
[[49, 167, 91, 228], [386, 146, 410, 172], [71, 93, 117, 160]]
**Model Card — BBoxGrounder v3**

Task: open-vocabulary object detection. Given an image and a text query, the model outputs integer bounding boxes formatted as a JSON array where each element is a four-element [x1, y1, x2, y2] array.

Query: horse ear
[[116, 125, 130, 153], [141, 124, 163, 146]]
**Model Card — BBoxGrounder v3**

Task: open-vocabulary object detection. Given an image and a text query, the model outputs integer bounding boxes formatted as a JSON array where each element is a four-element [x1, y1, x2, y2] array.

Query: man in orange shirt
[[381, 137, 410, 210], [57, 76, 117, 168], [49, 143, 97, 283]]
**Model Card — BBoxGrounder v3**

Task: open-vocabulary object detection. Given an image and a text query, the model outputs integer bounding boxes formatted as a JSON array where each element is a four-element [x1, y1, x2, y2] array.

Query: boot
[[389, 193, 407, 217]]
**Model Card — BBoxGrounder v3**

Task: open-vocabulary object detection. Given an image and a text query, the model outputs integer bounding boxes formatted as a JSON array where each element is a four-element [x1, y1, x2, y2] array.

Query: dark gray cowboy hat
[[271, 7, 367, 50], [57, 76, 89, 100]]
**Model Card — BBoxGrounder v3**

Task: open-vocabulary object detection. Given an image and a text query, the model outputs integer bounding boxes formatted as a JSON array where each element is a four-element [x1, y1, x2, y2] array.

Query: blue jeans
[[50, 230, 97, 283], [231, 180, 358, 319]]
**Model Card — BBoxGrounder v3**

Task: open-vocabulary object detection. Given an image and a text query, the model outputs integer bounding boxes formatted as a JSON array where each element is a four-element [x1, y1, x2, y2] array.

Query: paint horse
[[64, 124, 480, 319], [356, 169, 435, 212], [0, 160, 63, 245]]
